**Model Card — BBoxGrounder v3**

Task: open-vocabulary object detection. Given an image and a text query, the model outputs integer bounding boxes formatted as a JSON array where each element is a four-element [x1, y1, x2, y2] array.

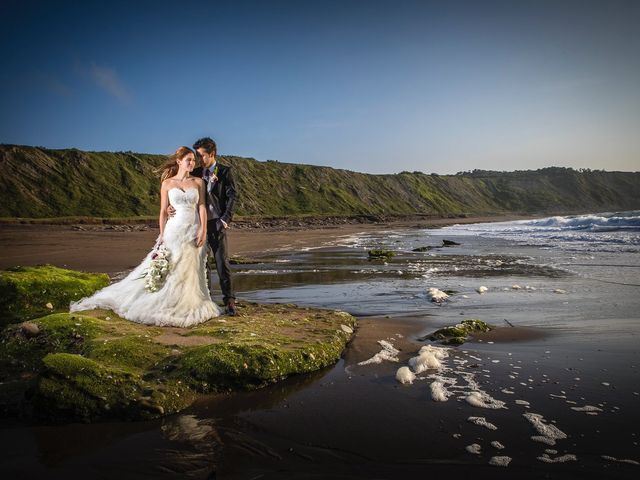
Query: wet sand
[[2, 316, 637, 479], [201, 317, 639, 479], [0, 215, 533, 275], [0, 317, 567, 480]]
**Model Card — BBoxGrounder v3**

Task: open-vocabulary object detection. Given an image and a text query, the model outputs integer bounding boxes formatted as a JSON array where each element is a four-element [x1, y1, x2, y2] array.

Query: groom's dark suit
[[192, 162, 237, 305]]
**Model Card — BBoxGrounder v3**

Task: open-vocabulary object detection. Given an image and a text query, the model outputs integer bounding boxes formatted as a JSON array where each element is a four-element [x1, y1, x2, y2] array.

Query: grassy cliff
[[1, 144, 639, 219]]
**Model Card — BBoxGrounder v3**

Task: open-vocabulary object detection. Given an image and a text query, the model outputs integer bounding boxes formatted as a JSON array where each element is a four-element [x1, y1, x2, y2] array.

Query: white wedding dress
[[70, 188, 220, 327]]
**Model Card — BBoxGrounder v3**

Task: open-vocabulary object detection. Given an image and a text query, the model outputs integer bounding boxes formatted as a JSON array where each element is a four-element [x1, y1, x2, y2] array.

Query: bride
[[70, 146, 220, 327]]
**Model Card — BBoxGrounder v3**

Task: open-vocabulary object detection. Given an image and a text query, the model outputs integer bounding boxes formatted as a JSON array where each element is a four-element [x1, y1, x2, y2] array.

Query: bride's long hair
[[159, 146, 195, 182]]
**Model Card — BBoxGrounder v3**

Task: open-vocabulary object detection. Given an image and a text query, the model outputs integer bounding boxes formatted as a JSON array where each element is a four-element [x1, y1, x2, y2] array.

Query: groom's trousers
[[206, 219, 235, 305]]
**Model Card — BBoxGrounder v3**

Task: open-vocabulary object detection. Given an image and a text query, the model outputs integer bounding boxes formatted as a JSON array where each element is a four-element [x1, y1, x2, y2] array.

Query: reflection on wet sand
[[233, 250, 569, 293]]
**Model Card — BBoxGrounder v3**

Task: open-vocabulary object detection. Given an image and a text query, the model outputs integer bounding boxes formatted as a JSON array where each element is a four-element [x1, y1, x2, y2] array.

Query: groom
[[192, 137, 237, 315]]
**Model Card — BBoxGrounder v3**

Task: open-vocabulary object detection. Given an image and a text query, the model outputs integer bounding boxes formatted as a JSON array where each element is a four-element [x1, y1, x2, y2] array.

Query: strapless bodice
[[168, 187, 199, 209]]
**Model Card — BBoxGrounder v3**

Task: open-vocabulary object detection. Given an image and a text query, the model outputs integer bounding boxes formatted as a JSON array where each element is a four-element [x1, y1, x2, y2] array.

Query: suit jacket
[[192, 163, 237, 224]]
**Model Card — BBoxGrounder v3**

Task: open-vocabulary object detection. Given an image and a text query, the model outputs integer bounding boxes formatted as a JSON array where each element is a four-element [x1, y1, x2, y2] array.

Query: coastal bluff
[[0, 266, 357, 422], [1, 144, 639, 219]]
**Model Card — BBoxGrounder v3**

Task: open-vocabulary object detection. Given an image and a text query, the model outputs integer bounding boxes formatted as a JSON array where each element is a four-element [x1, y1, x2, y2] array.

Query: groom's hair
[[193, 137, 217, 155]]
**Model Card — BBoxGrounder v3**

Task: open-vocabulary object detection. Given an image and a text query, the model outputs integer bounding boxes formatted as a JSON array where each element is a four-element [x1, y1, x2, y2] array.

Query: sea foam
[[537, 453, 577, 463], [409, 345, 449, 373], [571, 405, 603, 413], [430, 381, 451, 401], [523, 413, 567, 445], [466, 443, 482, 454], [358, 340, 400, 365], [396, 366, 416, 384], [489, 456, 512, 467], [465, 391, 507, 410], [468, 416, 498, 430], [427, 287, 449, 303]]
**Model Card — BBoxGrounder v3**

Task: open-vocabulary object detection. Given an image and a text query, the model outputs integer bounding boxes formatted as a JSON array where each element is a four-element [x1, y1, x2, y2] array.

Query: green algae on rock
[[423, 319, 493, 345], [368, 249, 395, 259], [228, 256, 262, 265], [0, 303, 356, 422], [38, 353, 164, 419], [0, 265, 109, 326]]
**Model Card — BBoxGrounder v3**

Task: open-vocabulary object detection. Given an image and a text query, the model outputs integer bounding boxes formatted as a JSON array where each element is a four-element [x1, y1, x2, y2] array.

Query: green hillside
[[1, 144, 639, 219]]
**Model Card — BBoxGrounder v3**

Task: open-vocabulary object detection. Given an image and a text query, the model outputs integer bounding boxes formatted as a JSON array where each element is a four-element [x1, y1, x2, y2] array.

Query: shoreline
[[0, 213, 538, 274], [0, 208, 616, 228]]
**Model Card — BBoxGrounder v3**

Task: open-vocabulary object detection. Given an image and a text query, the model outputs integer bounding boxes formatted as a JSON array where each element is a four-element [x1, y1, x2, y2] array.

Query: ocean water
[[236, 211, 640, 343], [435, 210, 640, 254]]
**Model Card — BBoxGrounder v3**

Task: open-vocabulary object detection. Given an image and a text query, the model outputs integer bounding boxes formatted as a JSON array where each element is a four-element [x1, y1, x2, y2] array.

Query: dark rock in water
[[368, 249, 395, 259], [420, 319, 492, 345], [20, 322, 40, 338], [442, 239, 461, 246], [412, 246, 433, 252]]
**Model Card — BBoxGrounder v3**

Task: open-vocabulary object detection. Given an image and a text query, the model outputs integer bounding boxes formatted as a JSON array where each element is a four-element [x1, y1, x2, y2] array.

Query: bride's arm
[[196, 179, 207, 247], [158, 181, 169, 243]]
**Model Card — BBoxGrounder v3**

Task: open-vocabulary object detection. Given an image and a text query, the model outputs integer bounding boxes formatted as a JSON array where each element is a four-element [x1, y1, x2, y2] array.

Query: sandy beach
[[0, 215, 532, 275]]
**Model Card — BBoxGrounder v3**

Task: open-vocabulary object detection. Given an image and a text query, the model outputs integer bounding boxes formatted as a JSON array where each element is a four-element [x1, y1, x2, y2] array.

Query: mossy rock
[[0, 298, 357, 422], [368, 249, 395, 259], [434, 326, 467, 337], [229, 256, 262, 265], [0, 265, 109, 326], [442, 336, 466, 346], [178, 336, 347, 391], [0, 313, 105, 379], [424, 319, 492, 345], [35, 352, 195, 420], [37, 353, 144, 419]]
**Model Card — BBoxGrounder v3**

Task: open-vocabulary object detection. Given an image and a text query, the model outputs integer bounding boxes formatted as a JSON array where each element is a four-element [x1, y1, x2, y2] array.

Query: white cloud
[[89, 63, 129, 102], [80, 62, 130, 103]]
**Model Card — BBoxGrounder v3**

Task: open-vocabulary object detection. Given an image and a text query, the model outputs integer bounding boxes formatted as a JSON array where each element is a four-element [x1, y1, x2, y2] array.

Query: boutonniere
[[209, 164, 220, 183], [206, 164, 219, 193]]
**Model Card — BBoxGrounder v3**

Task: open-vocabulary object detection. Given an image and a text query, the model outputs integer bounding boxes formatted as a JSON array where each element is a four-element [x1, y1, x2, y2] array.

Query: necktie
[[204, 168, 214, 193]]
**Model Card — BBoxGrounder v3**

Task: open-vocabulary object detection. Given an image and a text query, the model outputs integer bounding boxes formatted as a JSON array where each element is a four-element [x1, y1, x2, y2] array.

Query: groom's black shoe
[[225, 300, 237, 316]]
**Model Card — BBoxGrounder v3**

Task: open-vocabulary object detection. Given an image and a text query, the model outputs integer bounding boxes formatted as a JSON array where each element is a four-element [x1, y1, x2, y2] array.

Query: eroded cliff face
[[1, 144, 639, 219]]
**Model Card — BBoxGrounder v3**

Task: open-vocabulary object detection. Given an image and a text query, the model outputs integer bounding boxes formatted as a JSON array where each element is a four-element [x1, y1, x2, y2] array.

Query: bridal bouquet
[[142, 244, 171, 292]]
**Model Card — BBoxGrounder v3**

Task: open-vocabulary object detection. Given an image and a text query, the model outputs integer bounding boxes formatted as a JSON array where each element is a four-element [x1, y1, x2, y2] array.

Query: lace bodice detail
[[168, 187, 199, 210]]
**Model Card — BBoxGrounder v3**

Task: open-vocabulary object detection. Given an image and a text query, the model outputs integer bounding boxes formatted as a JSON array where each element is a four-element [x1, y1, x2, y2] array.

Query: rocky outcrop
[[0, 266, 357, 422]]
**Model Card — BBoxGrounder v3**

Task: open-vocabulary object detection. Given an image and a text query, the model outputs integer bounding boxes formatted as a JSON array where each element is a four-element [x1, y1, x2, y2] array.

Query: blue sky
[[1, 0, 639, 173]]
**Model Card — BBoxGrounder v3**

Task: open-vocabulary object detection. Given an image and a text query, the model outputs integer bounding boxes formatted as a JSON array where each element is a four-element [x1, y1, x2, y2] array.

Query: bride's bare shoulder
[[161, 178, 176, 190]]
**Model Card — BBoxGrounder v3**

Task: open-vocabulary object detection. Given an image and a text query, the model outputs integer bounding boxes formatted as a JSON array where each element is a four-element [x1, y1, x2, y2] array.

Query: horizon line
[[2, 142, 638, 176]]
